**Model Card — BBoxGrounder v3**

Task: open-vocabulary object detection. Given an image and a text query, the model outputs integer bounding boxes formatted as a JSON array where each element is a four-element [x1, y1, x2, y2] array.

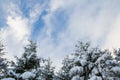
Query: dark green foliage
[[1, 40, 120, 80], [57, 56, 73, 80], [57, 41, 120, 80], [41, 58, 55, 80], [0, 41, 8, 79], [15, 41, 40, 74]]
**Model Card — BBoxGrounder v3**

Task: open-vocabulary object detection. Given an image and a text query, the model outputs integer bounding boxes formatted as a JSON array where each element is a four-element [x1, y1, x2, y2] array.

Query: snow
[[80, 59, 88, 66], [74, 57, 80, 63], [111, 66, 120, 73], [88, 63, 94, 70], [71, 75, 80, 80], [20, 71, 35, 79], [8, 70, 20, 78], [96, 53, 108, 63], [92, 67, 99, 75], [105, 60, 117, 65], [89, 76, 102, 80], [71, 75, 84, 80], [81, 54, 88, 60], [1, 78, 15, 80], [69, 66, 83, 76]]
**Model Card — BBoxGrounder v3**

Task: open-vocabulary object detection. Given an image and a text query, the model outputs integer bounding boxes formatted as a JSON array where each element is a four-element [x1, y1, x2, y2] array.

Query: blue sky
[[1, 0, 120, 69]]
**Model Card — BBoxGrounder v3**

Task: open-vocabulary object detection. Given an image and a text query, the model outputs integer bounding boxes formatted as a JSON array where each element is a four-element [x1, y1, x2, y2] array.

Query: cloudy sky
[[0, 0, 120, 69]]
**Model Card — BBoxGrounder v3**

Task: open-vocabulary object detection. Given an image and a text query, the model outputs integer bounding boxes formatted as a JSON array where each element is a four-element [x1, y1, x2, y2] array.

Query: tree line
[[0, 40, 120, 80]]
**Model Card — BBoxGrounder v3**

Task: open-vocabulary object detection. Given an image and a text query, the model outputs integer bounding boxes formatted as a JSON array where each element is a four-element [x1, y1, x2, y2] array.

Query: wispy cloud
[[36, 0, 120, 68], [1, 3, 29, 59], [103, 15, 120, 49], [0, 1, 47, 59], [1, 0, 120, 69]]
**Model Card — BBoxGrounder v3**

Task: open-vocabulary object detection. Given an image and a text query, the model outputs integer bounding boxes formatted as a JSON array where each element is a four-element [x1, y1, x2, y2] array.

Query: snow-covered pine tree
[[68, 42, 102, 80], [67, 41, 118, 80], [39, 58, 55, 80], [107, 49, 120, 79], [114, 48, 120, 62], [15, 41, 40, 73], [8, 40, 42, 80], [56, 56, 73, 80], [90, 49, 120, 80], [0, 40, 8, 79], [64, 41, 120, 80], [89, 50, 112, 80]]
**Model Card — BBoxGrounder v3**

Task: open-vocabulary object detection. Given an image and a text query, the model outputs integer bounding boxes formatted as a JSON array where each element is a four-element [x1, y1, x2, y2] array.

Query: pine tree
[[9, 40, 42, 79], [114, 48, 120, 62], [89, 50, 112, 80], [40, 58, 55, 80], [0, 40, 8, 79], [15, 41, 40, 73], [108, 49, 120, 79], [63, 41, 117, 80], [57, 56, 73, 80], [68, 42, 102, 80]]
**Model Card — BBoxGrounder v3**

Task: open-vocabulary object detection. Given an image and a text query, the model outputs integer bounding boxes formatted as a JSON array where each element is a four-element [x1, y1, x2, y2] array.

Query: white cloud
[[1, 0, 120, 70], [1, 2, 45, 59], [36, 0, 120, 69], [29, 3, 44, 24], [0, 4, 28, 59], [6, 16, 29, 40], [103, 14, 120, 50]]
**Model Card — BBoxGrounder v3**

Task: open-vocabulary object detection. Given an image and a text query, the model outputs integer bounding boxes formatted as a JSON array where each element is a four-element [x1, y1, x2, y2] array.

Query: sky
[[1, 0, 120, 69]]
